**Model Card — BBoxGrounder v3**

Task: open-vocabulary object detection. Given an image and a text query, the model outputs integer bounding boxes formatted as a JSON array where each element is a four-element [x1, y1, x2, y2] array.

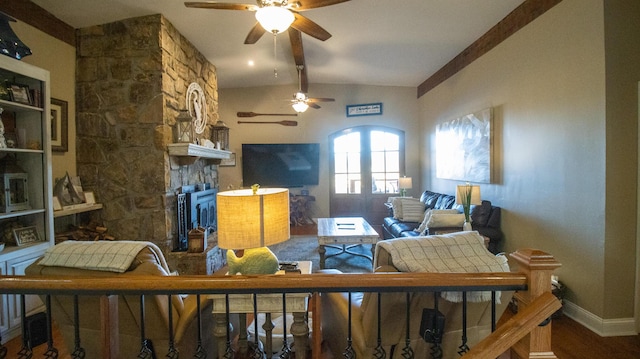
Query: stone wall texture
[[76, 14, 219, 252]]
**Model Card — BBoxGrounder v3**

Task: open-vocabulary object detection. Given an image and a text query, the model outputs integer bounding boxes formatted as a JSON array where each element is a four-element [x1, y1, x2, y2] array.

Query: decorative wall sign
[[186, 82, 207, 134], [435, 108, 493, 183], [13, 226, 42, 246], [346, 102, 383, 117], [50, 98, 68, 152]]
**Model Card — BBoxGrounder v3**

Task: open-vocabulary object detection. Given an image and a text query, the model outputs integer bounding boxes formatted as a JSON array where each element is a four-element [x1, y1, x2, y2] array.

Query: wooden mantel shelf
[[54, 203, 103, 218], [167, 143, 231, 165]]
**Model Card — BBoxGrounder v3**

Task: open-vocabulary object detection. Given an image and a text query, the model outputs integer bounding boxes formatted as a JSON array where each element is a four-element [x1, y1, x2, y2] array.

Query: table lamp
[[217, 185, 290, 275], [399, 176, 412, 197], [455, 183, 481, 231]]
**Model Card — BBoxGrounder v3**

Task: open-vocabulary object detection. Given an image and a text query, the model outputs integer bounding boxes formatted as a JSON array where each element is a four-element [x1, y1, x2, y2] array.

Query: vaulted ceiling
[[20, 1, 530, 91]]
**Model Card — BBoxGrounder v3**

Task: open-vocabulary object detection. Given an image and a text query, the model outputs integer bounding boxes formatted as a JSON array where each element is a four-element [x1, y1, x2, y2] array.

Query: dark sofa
[[382, 190, 503, 253]]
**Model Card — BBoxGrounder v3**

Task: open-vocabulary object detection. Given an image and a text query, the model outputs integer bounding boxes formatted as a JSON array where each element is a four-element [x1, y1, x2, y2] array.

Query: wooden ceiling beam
[[0, 0, 75, 47], [417, 0, 563, 98]]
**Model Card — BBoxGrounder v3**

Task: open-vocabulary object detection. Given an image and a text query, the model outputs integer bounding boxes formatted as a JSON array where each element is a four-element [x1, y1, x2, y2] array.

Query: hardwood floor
[[2, 313, 639, 358], [497, 310, 640, 359], [290, 223, 318, 236]]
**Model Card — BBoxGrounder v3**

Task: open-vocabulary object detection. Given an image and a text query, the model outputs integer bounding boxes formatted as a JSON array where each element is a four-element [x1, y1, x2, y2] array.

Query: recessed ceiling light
[[248, 60, 255, 67]]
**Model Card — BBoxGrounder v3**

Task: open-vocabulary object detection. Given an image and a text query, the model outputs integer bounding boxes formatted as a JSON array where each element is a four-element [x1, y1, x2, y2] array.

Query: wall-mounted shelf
[[167, 143, 231, 165], [53, 203, 103, 218]]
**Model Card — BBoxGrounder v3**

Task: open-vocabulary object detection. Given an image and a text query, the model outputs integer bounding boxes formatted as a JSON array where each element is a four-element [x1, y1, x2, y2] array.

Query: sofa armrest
[[174, 295, 218, 345]]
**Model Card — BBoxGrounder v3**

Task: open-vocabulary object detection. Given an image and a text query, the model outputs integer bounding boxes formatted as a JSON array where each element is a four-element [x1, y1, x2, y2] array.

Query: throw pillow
[[391, 197, 404, 219], [426, 213, 466, 228], [416, 209, 460, 234], [399, 198, 426, 222]]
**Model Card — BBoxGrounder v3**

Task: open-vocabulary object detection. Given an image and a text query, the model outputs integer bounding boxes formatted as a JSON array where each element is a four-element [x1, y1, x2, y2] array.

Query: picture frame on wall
[[219, 152, 236, 167], [346, 102, 383, 117], [51, 98, 69, 152], [13, 226, 43, 246], [8, 83, 32, 105], [435, 107, 493, 183]]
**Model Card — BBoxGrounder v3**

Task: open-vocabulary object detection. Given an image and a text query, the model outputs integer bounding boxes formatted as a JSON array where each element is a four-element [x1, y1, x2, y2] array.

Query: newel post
[[509, 249, 561, 359]]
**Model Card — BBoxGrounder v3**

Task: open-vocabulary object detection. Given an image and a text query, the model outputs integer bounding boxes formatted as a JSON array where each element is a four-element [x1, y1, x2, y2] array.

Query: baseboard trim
[[563, 300, 637, 337]]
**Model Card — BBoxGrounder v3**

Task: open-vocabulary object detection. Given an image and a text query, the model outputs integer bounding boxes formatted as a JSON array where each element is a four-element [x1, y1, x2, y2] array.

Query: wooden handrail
[[0, 248, 561, 358], [0, 272, 528, 295], [462, 291, 562, 358]]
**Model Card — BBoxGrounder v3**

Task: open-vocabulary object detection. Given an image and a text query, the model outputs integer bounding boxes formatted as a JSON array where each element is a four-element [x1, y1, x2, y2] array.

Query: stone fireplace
[[75, 14, 221, 255]]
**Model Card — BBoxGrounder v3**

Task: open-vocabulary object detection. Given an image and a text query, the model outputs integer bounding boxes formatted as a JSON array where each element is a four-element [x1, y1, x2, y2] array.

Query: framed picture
[[13, 226, 43, 246], [346, 102, 383, 117], [435, 107, 493, 183], [220, 152, 236, 167], [8, 83, 32, 105], [51, 98, 69, 152], [84, 191, 96, 204]]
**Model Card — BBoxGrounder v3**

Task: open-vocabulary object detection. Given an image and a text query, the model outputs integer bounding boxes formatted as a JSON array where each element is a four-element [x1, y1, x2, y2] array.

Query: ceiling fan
[[291, 65, 334, 112], [184, 0, 351, 44]]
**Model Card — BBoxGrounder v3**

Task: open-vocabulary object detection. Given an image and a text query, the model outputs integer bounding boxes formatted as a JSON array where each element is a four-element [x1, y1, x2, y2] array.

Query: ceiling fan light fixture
[[292, 100, 309, 113], [294, 91, 307, 101], [255, 6, 295, 34]]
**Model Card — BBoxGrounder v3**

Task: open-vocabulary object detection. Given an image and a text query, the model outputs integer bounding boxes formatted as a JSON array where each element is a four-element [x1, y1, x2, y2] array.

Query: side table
[[209, 261, 312, 359]]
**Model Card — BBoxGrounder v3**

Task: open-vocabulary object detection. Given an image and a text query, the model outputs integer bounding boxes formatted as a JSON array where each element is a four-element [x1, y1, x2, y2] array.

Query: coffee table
[[317, 217, 380, 269]]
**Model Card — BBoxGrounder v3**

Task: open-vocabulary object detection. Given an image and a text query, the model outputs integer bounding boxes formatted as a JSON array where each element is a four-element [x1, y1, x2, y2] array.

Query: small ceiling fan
[[184, 0, 351, 44], [291, 65, 334, 113]]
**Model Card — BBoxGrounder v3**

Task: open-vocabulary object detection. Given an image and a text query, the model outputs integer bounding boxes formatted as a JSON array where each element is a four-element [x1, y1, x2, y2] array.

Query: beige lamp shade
[[217, 188, 290, 249], [398, 177, 412, 189], [455, 184, 482, 206]]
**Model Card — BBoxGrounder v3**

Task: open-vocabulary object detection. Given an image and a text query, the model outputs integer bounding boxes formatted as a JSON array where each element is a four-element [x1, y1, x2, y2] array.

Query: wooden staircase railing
[[463, 292, 562, 358], [0, 248, 561, 358]]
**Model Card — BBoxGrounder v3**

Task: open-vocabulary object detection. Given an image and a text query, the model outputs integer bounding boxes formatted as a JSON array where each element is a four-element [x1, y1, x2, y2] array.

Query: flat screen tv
[[242, 143, 320, 187]]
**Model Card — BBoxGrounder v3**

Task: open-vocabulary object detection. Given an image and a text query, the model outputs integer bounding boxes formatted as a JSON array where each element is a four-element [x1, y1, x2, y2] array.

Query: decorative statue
[[226, 247, 280, 275]]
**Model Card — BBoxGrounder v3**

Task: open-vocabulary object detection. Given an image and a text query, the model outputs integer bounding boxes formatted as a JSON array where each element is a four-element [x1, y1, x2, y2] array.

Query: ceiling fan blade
[[308, 103, 322, 109], [290, 13, 331, 41], [237, 111, 298, 117], [184, 2, 258, 11], [238, 120, 298, 126], [290, 0, 351, 11], [288, 28, 305, 67], [307, 97, 335, 103], [289, 29, 309, 92], [245, 22, 266, 44]]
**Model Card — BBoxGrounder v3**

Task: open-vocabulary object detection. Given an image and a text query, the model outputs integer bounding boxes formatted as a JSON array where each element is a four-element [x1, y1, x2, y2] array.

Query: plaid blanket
[[377, 231, 509, 302], [39, 240, 150, 273]]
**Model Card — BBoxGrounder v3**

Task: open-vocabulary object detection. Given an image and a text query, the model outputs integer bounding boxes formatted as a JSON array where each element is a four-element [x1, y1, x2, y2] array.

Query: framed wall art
[[435, 108, 493, 183], [50, 98, 69, 152], [346, 102, 383, 117]]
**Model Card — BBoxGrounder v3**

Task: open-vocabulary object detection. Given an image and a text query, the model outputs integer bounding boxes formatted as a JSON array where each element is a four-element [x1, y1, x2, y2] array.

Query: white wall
[[13, 21, 76, 183], [419, 0, 638, 334], [218, 84, 420, 219]]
